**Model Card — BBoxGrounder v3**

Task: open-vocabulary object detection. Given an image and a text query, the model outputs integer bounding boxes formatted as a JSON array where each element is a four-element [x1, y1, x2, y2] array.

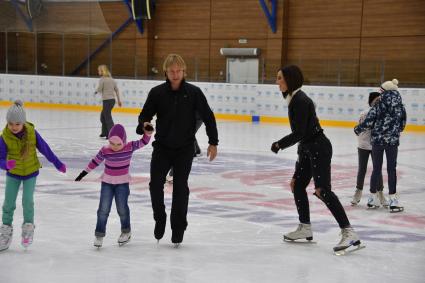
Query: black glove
[[144, 124, 154, 131], [136, 123, 144, 135], [75, 170, 88, 181], [271, 142, 280, 154]]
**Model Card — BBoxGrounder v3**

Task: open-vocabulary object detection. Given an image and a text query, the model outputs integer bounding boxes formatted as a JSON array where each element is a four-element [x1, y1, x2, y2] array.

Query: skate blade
[[334, 244, 365, 256], [118, 239, 131, 246], [366, 205, 380, 209], [283, 236, 316, 243], [390, 207, 404, 213], [173, 243, 181, 248], [0, 247, 10, 252]]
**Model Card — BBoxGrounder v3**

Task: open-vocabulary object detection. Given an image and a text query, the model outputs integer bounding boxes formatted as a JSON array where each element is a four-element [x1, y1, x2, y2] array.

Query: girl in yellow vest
[[0, 100, 66, 251]]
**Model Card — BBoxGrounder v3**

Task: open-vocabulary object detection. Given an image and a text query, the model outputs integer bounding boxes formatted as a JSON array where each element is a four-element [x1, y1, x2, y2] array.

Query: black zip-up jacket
[[277, 90, 323, 150], [137, 79, 219, 149]]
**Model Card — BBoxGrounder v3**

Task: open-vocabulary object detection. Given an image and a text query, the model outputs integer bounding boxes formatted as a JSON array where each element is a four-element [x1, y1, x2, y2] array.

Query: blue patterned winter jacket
[[354, 90, 406, 146]]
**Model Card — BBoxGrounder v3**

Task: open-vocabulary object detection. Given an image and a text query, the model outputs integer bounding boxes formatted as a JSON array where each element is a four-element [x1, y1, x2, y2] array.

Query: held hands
[[6, 160, 16, 170], [143, 122, 154, 136], [271, 142, 280, 154], [75, 170, 88, 181], [207, 145, 217, 161]]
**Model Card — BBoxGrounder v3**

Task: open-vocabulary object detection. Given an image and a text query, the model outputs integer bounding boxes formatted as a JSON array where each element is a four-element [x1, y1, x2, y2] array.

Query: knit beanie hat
[[108, 124, 127, 144], [6, 100, 26, 123], [368, 92, 380, 107], [380, 79, 399, 92]]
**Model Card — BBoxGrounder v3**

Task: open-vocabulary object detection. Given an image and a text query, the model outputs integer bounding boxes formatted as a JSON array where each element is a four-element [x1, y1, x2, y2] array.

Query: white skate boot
[[333, 227, 364, 255], [0, 224, 13, 252], [283, 223, 313, 242], [389, 194, 404, 213], [94, 236, 103, 248], [166, 174, 173, 184], [21, 223, 35, 248], [118, 232, 131, 246], [367, 193, 380, 209], [351, 189, 362, 206], [377, 191, 389, 208]]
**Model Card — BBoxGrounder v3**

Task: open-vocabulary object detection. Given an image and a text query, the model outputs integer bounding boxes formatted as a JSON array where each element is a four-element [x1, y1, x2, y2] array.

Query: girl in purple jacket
[[0, 100, 66, 251]]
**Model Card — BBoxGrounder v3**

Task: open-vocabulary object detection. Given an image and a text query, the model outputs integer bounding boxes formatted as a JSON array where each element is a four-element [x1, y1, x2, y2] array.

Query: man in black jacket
[[137, 54, 218, 246]]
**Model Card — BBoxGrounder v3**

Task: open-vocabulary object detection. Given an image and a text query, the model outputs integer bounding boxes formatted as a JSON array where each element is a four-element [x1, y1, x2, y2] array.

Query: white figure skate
[[283, 223, 314, 242], [94, 236, 103, 248], [351, 189, 362, 206], [377, 191, 389, 208], [0, 224, 13, 252], [367, 193, 380, 209], [389, 194, 404, 213], [118, 232, 131, 246], [21, 223, 35, 248], [333, 227, 365, 255]]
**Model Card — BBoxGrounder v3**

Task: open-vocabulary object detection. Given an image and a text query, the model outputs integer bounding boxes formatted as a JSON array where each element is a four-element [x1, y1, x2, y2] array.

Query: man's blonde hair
[[162, 54, 186, 73], [98, 64, 111, 77]]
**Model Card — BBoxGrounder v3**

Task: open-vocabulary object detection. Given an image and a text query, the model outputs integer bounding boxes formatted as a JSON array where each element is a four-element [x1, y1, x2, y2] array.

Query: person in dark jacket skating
[[354, 79, 406, 212], [137, 54, 219, 246], [271, 65, 362, 254]]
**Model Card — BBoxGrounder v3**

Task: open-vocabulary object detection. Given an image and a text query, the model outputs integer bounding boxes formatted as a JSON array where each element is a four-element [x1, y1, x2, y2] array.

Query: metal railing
[[1, 31, 424, 87]]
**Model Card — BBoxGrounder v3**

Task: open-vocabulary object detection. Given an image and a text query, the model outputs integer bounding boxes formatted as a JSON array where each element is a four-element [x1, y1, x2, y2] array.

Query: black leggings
[[100, 99, 116, 136], [356, 148, 383, 192], [292, 134, 350, 229]]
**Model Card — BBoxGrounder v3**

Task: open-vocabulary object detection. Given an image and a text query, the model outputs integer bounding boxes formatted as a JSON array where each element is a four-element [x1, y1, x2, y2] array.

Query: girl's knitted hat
[[6, 100, 26, 123], [380, 79, 399, 92], [108, 124, 127, 144]]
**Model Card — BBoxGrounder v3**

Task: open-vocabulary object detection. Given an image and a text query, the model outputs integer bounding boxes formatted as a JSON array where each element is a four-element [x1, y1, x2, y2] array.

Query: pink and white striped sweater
[[85, 134, 151, 184]]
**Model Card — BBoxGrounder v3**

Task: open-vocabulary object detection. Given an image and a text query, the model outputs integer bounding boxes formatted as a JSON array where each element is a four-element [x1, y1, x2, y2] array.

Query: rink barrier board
[[1, 100, 424, 132], [0, 74, 424, 132]]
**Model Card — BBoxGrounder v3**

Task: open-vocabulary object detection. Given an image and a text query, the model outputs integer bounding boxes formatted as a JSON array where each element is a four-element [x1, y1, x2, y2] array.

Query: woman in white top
[[351, 92, 386, 207], [95, 65, 122, 138]]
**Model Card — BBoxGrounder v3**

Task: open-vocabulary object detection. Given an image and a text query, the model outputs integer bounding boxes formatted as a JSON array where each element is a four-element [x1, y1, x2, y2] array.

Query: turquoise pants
[[2, 175, 37, 225]]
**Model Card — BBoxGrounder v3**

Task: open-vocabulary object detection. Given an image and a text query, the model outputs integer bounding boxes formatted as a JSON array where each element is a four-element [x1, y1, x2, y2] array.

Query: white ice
[[0, 107, 424, 283]]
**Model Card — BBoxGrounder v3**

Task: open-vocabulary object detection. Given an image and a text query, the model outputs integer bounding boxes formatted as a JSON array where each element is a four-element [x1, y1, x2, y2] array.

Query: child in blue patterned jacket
[[354, 79, 406, 212]]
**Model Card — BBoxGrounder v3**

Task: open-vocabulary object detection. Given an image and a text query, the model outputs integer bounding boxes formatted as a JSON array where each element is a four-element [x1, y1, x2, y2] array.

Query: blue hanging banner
[[259, 0, 277, 33]]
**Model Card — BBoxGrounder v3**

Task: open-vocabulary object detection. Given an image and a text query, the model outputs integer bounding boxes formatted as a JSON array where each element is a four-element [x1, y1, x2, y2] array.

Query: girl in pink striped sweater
[[75, 123, 153, 247]]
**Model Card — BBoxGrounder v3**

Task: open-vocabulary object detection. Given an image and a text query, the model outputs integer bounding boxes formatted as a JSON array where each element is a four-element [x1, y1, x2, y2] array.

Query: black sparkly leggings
[[292, 134, 350, 229]]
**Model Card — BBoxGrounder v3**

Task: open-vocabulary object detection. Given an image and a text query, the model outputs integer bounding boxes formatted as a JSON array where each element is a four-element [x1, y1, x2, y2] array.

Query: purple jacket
[[0, 130, 64, 180]]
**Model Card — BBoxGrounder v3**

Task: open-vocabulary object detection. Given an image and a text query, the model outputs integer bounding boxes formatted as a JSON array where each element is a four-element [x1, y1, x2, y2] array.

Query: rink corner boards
[[1, 100, 424, 133]]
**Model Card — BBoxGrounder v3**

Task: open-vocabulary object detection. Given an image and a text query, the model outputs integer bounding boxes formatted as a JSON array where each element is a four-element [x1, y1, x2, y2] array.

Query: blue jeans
[[95, 182, 131, 237], [371, 145, 398, 195]]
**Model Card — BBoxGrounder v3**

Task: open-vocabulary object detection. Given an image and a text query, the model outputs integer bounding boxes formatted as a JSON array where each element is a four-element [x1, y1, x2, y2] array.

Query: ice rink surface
[[0, 107, 424, 283]]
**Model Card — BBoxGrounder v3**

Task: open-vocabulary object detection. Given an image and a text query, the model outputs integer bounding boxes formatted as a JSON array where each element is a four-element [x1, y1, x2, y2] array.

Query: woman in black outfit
[[271, 65, 362, 253]]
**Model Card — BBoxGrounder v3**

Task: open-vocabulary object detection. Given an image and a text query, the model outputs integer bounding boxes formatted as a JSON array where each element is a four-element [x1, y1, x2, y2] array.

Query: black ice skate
[[172, 229, 184, 248]]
